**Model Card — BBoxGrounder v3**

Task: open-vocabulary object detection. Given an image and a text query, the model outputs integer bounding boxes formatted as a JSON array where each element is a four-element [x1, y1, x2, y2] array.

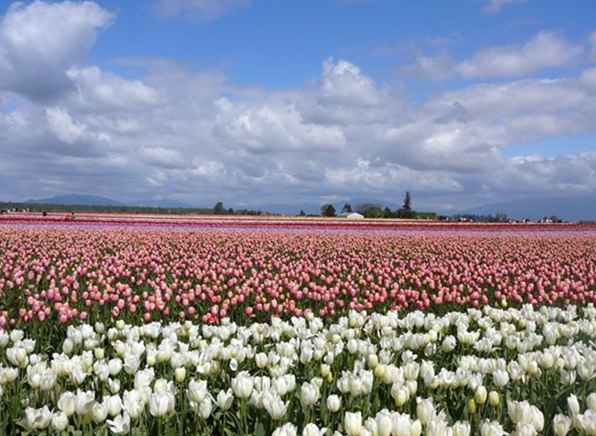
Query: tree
[[383, 207, 393, 218], [396, 192, 415, 218], [495, 212, 508, 223], [341, 203, 353, 214], [355, 203, 383, 216], [321, 204, 336, 217], [402, 191, 412, 212], [299, 210, 306, 217], [213, 201, 225, 214]]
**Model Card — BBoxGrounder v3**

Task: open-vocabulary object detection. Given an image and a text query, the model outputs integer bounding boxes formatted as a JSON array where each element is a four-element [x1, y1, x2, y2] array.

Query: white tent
[[346, 212, 364, 219]]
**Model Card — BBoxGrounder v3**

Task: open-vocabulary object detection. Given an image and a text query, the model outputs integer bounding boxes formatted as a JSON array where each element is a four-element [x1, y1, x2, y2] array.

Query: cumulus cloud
[[483, 0, 527, 14], [155, 0, 250, 20], [590, 31, 596, 59], [1, 3, 596, 212], [325, 160, 463, 194], [213, 97, 346, 153], [140, 146, 186, 169], [66, 67, 160, 111], [410, 32, 583, 81], [46, 107, 86, 144], [456, 32, 582, 79], [495, 153, 596, 194], [321, 59, 382, 106], [403, 54, 455, 80], [4, 54, 596, 210], [0, 1, 112, 100]]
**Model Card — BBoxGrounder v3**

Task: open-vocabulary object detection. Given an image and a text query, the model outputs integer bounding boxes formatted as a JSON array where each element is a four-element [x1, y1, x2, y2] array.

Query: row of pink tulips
[[0, 227, 594, 327]]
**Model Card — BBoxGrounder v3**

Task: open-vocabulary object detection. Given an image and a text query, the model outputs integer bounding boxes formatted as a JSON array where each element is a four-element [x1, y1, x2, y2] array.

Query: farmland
[[0, 217, 594, 434]]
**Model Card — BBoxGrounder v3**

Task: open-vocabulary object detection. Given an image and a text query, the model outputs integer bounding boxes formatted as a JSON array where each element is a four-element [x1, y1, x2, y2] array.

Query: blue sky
[[0, 0, 596, 215], [91, 1, 596, 89]]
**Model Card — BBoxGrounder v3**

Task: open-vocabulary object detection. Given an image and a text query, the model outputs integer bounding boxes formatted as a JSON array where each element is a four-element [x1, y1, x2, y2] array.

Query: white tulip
[[51, 411, 68, 431], [58, 391, 76, 417], [411, 419, 422, 436], [391, 412, 412, 436], [75, 390, 95, 417], [232, 372, 254, 399], [149, 391, 175, 417], [108, 358, 123, 376], [92, 400, 109, 423], [108, 378, 121, 394], [480, 420, 506, 436], [588, 393, 596, 412], [216, 389, 234, 411], [106, 395, 123, 417], [326, 394, 342, 413], [303, 423, 326, 436], [376, 411, 393, 436], [475, 386, 488, 405], [567, 394, 580, 416], [492, 369, 509, 387], [344, 411, 363, 436], [300, 382, 320, 407], [263, 392, 288, 420], [199, 397, 213, 419], [123, 389, 145, 419], [24, 406, 52, 430], [272, 423, 298, 436], [188, 379, 209, 403], [416, 397, 435, 424], [453, 421, 471, 436], [107, 412, 131, 435]]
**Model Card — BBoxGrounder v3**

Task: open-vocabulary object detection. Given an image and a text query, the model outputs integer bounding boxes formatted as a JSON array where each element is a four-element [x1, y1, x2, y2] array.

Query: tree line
[[319, 192, 436, 219]]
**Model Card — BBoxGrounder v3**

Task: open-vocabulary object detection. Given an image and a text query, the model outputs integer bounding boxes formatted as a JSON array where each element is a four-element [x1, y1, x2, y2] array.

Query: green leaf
[[254, 421, 266, 436]]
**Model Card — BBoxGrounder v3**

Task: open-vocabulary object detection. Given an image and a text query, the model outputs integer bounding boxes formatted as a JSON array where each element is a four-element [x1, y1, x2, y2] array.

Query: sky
[[0, 0, 596, 214]]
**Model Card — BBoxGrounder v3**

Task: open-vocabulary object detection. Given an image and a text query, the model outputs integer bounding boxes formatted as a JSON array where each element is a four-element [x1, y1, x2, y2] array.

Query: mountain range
[[25, 194, 192, 209], [460, 193, 596, 221], [20, 192, 596, 221]]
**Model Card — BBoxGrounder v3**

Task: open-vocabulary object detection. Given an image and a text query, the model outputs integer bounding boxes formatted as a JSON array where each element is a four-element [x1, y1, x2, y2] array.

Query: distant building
[[346, 212, 364, 220]]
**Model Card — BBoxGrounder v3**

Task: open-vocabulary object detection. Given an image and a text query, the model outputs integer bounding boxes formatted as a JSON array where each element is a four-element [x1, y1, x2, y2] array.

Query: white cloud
[[140, 146, 186, 169], [0, 1, 113, 100], [404, 54, 455, 80], [407, 32, 583, 81], [46, 107, 86, 144], [456, 32, 582, 79], [580, 67, 596, 90], [1, 12, 596, 213], [213, 97, 346, 153], [155, 0, 250, 20], [483, 0, 527, 14], [321, 58, 382, 106], [495, 153, 596, 194], [67, 67, 159, 111], [325, 159, 463, 193]]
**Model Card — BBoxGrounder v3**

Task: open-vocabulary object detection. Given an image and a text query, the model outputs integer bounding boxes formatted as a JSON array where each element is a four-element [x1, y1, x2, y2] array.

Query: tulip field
[[0, 218, 595, 435]]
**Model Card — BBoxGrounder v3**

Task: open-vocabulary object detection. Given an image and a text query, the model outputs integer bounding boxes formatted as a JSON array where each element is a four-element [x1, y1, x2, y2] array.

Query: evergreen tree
[[320, 204, 336, 217], [403, 191, 412, 212], [213, 201, 225, 214]]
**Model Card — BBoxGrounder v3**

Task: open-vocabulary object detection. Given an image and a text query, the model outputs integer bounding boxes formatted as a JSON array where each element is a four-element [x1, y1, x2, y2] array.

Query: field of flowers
[[0, 222, 594, 435]]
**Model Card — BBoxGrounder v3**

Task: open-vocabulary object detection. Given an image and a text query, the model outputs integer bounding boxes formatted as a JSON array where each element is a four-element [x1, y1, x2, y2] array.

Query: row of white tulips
[[0, 304, 594, 434]]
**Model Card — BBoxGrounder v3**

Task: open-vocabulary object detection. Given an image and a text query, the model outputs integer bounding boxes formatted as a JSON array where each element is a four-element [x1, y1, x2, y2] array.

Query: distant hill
[[26, 194, 123, 207], [461, 193, 596, 221], [25, 194, 193, 209]]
